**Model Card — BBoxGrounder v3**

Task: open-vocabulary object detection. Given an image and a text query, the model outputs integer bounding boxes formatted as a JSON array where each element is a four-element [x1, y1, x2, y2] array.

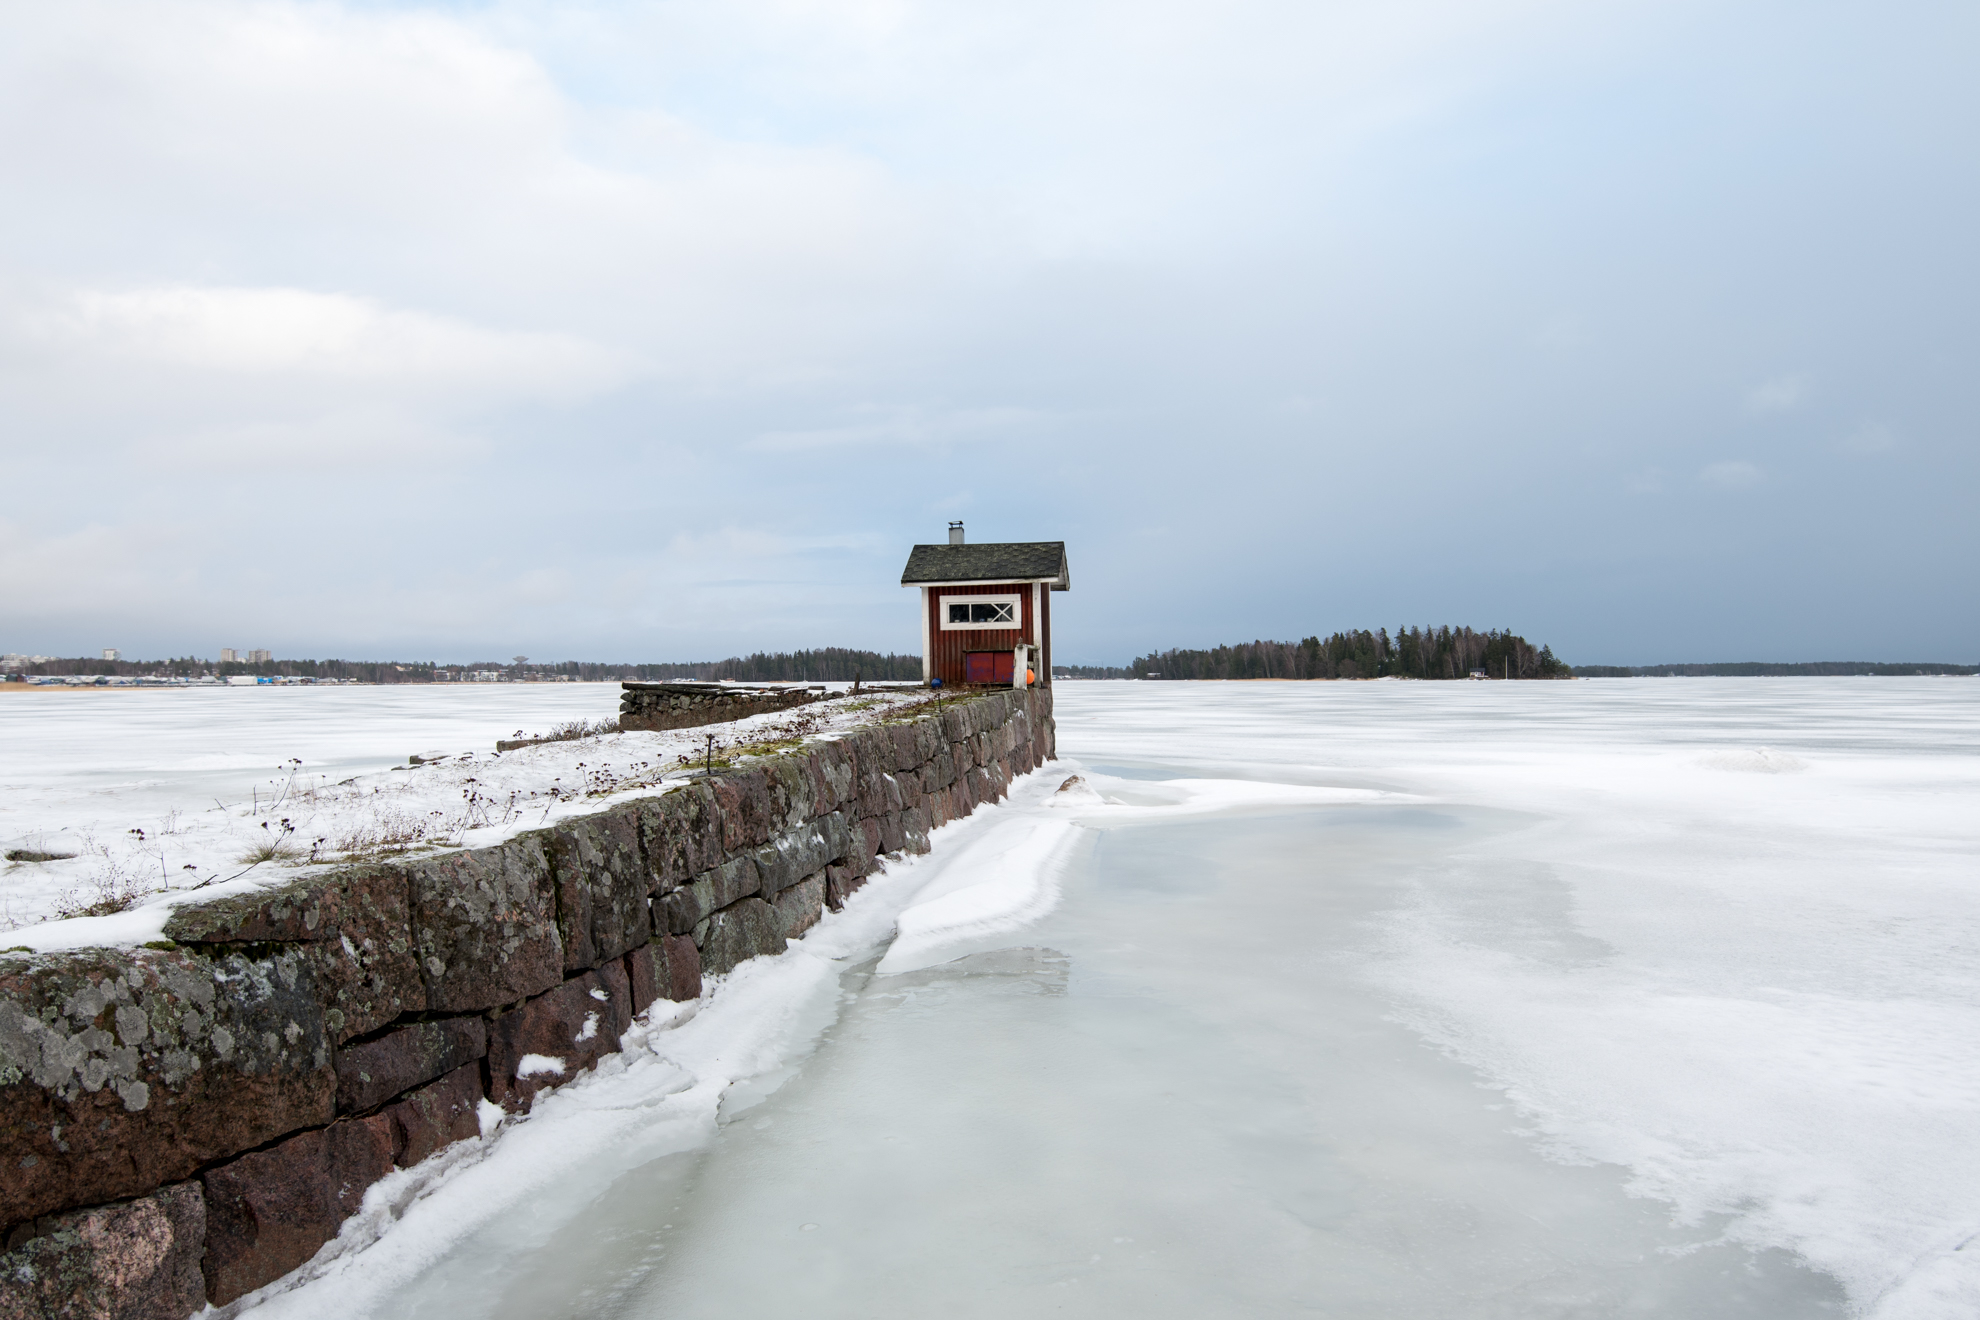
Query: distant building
[[1468, 669, 1488, 680], [101, 648, 120, 661], [220, 648, 239, 663], [248, 649, 272, 665], [900, 522, 1067, 688]]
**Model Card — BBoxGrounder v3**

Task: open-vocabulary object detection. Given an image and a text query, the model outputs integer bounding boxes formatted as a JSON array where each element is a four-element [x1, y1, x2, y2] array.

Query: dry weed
[[336, 807, 433, 859], [53, 858, 157, 919], [236, 818, 299, 865]]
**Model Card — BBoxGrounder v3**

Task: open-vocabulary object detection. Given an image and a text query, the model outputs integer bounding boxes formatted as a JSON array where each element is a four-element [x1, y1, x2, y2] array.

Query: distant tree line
[[25, 647, 1965, 687], [8, 656, 441, 682], [5, 649, 923, 683], [1132, 628, 1572, 680], [1573, 661, 1978, 677]]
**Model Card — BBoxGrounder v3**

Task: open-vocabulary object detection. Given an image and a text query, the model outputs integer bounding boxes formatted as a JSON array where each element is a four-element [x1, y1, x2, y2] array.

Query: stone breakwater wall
[[0, 688, 1053, 1318], [617, 682, 820, 734]]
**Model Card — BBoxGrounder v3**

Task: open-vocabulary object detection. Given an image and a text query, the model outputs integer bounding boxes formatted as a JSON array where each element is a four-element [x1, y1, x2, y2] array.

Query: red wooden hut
[[901, 524, 1069, 688]]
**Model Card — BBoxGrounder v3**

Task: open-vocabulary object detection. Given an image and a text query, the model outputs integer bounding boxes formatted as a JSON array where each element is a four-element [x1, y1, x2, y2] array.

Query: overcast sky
[[2, 0, 1974, 666]]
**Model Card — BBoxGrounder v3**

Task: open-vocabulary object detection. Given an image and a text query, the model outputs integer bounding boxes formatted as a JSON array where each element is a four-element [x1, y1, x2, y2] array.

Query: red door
[[964, 651, 1014, 685]]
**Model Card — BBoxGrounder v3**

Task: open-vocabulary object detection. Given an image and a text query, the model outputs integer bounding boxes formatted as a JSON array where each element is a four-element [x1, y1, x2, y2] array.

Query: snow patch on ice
[[875, 767, 1401, 975], [1058, 774, 1404, 818], [1702, 747, 1809, 774], [877, 818, 1077, 973]]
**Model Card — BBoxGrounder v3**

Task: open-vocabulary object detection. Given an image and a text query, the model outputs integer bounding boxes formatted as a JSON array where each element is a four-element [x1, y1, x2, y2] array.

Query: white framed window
[[939, 593, 1022, 631]]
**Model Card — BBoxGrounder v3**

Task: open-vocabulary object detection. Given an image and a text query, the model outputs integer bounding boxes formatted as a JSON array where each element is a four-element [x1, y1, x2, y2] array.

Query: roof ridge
[[899, 541, 1071, 589]]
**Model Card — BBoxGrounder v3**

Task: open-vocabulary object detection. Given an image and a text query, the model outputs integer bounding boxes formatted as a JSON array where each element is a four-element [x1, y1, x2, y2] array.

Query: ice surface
[[18, 677, 1970, 1318], [598, 811, 1845, 1320], [1053, 678, 1980, 1318]]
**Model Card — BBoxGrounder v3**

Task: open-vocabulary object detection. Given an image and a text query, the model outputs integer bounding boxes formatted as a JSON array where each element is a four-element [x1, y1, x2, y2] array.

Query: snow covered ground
[[9, 677, 1978, 1317], [0, 681, 924, 945]]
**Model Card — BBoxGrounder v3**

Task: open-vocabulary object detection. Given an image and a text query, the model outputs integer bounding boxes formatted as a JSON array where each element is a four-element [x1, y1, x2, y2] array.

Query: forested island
[[1130, 628, 1571, 680]]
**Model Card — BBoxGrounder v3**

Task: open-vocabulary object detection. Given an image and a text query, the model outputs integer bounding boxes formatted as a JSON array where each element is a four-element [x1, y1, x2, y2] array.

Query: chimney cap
[[948, 520, 965, 546]]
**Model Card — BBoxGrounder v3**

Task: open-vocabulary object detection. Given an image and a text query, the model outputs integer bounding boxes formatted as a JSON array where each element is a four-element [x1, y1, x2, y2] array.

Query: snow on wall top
[[0, 686, 934, 953]]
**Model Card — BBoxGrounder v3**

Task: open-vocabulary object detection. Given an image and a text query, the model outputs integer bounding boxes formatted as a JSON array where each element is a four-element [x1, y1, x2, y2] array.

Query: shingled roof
[[900, 541, 1070, 589]]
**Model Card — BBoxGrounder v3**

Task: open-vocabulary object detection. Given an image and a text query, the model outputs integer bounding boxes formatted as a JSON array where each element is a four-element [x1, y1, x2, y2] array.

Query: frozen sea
[[9, 678, 1980, 1318]]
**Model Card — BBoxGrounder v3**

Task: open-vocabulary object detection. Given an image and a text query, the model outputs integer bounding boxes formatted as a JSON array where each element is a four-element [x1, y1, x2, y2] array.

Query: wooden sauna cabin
[[900, 523, 1068, 689]]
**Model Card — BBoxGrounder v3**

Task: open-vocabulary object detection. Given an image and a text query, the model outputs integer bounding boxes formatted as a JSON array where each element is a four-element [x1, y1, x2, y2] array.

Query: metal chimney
[[948, 521, 965, 546]]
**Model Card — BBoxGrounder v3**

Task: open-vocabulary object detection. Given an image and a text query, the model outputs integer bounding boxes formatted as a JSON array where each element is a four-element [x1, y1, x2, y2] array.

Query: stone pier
[[0, 688, 1054, 1317]]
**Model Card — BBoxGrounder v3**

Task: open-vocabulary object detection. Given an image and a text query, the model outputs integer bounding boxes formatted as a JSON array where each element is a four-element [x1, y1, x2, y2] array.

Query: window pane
[[945, 597, 1017, 626]]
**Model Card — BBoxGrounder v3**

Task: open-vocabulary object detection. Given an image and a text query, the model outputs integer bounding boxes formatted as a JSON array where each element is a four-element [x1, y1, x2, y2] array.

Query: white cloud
[[1699, 460, 1763, 489], [0, 1, 953, 393], [29, 285, 628, 397], [0, 512, 907, 659], [129, 409, 485, 471], [1744, 374, 1805, 413], [0, 284, 632, 471], [0, 3, 567, 223], [0, 0, 1622, 413], [748, 404, 1043, 452], [0, 517, 206, 626]]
